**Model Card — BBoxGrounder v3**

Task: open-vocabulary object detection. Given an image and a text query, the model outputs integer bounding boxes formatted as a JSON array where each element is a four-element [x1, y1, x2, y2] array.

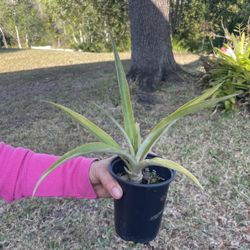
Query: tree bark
[[128, 0, 178, 91]]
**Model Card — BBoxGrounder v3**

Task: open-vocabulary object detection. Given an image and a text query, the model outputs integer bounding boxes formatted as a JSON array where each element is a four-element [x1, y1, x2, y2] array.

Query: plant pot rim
[[109, 156, 176, 188]]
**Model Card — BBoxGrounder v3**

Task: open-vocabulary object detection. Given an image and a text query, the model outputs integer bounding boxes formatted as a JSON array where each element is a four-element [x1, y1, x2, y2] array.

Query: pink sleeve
[[0, 142, 97, 203]]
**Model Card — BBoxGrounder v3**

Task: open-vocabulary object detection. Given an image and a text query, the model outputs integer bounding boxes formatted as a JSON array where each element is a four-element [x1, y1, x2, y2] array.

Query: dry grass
[[0, 49, 249, 250]]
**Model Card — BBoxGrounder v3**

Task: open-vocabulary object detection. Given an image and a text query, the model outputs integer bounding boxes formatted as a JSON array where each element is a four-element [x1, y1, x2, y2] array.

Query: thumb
[[99, 171, 123, 199], [90, 158, 123, 199]]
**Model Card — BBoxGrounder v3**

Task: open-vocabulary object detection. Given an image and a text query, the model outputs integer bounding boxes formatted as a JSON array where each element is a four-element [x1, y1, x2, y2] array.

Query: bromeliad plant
[[205, 25, 250, 111], [33, 43, 238, 194]]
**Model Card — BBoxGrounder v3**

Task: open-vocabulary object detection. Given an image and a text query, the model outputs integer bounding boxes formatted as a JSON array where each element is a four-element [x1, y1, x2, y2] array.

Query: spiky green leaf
[[112, 41, 138, 153], [176, 82, 223, 110], [136, 93, 239, 161], [93, 103, 135, 156], [139, 158, 203, 189], [48, 102, 120, 149]]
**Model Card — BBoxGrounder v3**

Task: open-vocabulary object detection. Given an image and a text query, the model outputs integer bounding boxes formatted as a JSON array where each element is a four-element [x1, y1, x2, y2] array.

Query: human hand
[[89, 157, 123, 199]]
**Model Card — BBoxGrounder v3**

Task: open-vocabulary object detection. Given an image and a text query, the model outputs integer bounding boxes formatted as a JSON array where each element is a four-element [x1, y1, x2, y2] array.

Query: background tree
[[93, 0, 130, 51], [0, 0, 22, 48], [170, 0, 250, 52], [0, 0, 248, 53], [39, 0, 129, 51], [0, 1, 9, 48], [128, 0, 178, 91], [0, 26, 8, 48], [0, 0, 46, 48]]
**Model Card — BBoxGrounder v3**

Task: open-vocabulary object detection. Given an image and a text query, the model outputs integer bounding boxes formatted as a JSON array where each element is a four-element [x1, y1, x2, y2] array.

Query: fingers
[[96, 168, 123, 199], [92, 184, 111, 198], [89, 158, 123, 199]]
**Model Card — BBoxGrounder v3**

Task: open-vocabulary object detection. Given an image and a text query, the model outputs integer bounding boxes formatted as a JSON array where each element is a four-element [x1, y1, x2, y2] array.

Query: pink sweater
[[0, 142, 97, 203]]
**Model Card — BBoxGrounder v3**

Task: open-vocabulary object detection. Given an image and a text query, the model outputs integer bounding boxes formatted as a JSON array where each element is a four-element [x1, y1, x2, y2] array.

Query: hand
[[89, 157, 123, 199]]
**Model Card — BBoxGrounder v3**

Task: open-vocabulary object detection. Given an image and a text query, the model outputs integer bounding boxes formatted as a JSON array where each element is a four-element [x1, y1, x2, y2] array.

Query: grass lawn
[[0, 49, 249, 249]]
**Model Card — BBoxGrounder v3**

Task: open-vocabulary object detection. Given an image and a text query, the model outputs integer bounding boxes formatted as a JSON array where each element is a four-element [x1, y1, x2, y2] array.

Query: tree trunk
[[79, 26, 84, 43], [104, 18, 109, 42], [15, 24, 22, 48], [12, 6, 22, 49], [57, 37, 61, 48], [72, 31, 79, 44], [128, 0, 178, 91], [25, 33, 30, 48], [0, 26, 8, 48]]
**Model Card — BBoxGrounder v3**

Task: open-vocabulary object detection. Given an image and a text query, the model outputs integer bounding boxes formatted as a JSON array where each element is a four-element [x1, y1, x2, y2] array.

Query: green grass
[[0, 49, 249, 249]]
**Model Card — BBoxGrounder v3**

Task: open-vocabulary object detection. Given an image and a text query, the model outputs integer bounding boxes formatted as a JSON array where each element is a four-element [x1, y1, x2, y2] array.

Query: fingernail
[[111, 187, 122, 199]]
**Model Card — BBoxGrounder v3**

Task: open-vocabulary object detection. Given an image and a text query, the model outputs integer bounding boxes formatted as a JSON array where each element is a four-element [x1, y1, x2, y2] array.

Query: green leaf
[[136, 120, 176, 162], [112, 41, 138, 153], [47, 101, 120, 149], [33, 142, 136, 196], [139, 158, 203, 189], [135, 122, 142, 149], [135, 85, 225, 161], [93, 103, 135, 156], [136, 93, 239, 161], [175, 82, 223, 111]]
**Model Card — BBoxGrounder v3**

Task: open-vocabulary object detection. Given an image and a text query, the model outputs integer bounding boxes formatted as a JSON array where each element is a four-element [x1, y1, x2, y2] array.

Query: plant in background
[[205, 25, 250, 111], [171, 37, 189, 53]]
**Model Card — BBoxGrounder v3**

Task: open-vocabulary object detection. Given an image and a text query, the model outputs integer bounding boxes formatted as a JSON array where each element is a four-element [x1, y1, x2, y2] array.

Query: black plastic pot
[[108, 156, 176, 243]]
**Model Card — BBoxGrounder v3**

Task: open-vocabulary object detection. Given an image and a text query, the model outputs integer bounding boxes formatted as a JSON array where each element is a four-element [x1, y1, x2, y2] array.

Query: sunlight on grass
[[0, 49, 200, 74], [0, 49, 131, 73]]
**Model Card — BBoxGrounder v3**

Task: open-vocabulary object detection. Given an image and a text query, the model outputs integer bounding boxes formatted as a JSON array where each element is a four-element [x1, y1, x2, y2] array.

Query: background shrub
[[204, 25, 250, 111]]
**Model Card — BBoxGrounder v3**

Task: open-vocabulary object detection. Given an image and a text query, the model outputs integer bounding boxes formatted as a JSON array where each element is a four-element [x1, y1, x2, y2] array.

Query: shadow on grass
[[0, 56, 201, 135], [0, 48, 26, 53], [0, 56, 201, 86]]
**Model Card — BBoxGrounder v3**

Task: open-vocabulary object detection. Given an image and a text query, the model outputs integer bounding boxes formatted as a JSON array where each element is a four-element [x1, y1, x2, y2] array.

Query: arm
[[0, 142, 97, 202]]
